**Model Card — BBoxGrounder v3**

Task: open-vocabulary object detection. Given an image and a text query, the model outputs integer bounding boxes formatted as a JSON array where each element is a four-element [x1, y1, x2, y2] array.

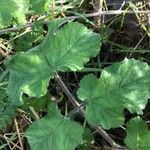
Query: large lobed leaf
[[26, 102, 83, 150], [6, 21, 101, 104], [0, 0, 29, 29], [77, 59, 150, 129], [125, 117, 150, 150]]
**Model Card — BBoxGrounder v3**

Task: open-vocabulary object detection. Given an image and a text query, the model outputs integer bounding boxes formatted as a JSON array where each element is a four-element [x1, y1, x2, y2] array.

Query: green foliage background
[[0, 0, 150, 150]]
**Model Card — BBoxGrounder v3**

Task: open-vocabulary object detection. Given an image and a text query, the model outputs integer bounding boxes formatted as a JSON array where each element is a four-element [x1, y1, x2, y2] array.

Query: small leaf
[[82, 128, 94, 143], [22, 94, 50, 113], [77, 59, 150, 129], [30, 0, 50, 14], [6, 21, 101, 104], [125, 117, 150, 150], [26, 102, 83, 150], [78, 128, 94, 150], [30, 0, 80, 15]]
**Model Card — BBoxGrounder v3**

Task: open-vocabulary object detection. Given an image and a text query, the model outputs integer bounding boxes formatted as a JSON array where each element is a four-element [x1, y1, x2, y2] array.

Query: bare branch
[[0, 10, 150, 34], [55, 74, 127, 149]]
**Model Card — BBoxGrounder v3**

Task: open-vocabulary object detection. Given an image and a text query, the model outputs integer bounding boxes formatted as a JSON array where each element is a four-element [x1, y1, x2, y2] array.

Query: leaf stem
[[55, 74, 125, 149]]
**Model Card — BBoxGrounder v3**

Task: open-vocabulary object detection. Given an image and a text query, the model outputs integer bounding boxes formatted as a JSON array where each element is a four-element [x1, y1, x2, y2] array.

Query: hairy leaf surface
[[0, 89, 16, 130], [0, 0, 29, 29], [6, 21, 101, 104], [125, 117, 150, 150], [77, 59, 150, 129], [26, 102, 83, 150], [0, 71, 16, 130]]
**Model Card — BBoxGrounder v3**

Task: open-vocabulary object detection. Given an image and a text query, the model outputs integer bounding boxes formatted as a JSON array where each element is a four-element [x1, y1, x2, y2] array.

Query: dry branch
[[0, 10, 150, 34], [55, 74, 128, 150]]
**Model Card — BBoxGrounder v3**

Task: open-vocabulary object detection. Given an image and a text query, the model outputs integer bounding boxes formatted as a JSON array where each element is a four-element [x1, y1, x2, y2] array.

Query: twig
[[0, 48, 11, 57], [55, 74, 80, 107], [11, 141, 22, 150], [66, 102, 86, 117], [55, 74, 126, 149], [29, 106, 40, 120], [14, 119, 24, 150], [3, 135, 13, 150], [1, 10, 150, 34], [93, 0, 104, 26], [3, 134, 22, 150], [0, 22, 33, 35]]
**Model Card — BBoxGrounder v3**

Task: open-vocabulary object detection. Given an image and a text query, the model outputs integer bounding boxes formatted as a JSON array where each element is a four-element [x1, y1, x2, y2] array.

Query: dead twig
[[55, 74, 127, 149], [55, 74, 80, 107], [29, 106, 40, 120], [0, 48, 11, 57], [2, 134, 22, 150], [0, 43, 13, 57], [14, 119, 24, 150], [93, 0, 104, 26], [1, 10, 150, 34]]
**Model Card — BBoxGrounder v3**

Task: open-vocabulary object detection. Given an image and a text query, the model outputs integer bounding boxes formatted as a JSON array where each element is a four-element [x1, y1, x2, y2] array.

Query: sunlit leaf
[[77, 59, 150, 129], [125, 117, 150, 150], [6, 21, 101, 104], [26, 102, 83, 150], [0, 0, 29, 29]]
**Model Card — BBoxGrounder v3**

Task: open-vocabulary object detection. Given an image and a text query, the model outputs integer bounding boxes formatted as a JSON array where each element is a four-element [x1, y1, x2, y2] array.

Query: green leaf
[[77, 74, 124, 129], [13, 24, 44, 52], [26, 102, 83, 150], [42, 22, 100, 72], [6, 21, 101, 104], [78, 128, 94, 150], [82, 128, 94, 143], [0, 71, 16, 130], [125, 117, 150, 150], [0, 0, 29, 29], [0, 89, 16, 130], [6, 49, 53, 104], [77, 59, 150, 129], [30, 0, 51, 14], [30, 0, 80, 15], [22, 94, 50, 113]]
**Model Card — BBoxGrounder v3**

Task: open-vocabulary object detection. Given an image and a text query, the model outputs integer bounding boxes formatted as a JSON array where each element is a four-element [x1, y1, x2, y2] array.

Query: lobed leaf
[[6, 21, 101, 104], [125, 117, 150, 150], [77, 59, 150, 129], [26, 102, 83, 150]]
